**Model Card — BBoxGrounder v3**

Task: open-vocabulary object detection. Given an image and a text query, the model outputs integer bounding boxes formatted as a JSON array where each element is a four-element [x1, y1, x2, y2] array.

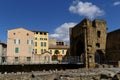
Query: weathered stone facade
[[70, 18, 107, 68], [106, 29, 120, 62]]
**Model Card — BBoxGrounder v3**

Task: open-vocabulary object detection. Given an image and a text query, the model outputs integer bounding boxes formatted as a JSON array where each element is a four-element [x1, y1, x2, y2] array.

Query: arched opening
[[76, 40, 84, 56], [95, 50, 105, 64], [75, 40, 85, 63]]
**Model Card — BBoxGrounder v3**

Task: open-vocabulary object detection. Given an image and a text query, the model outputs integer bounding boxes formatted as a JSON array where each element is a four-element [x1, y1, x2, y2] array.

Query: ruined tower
[[70, 18, 107, 68]]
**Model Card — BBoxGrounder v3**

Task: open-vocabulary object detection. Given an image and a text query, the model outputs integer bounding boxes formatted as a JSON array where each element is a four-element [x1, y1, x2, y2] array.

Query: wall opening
[[95, 50, 105, 64]]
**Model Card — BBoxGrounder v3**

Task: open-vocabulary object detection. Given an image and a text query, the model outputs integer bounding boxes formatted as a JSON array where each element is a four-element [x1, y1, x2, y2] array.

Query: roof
[[108, 29, 120, 34], [0, 42, 7, 46], [49, 45, 69, 49], [8, 27, 34, 33]]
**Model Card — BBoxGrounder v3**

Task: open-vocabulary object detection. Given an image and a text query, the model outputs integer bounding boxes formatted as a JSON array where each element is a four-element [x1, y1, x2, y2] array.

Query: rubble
[[0, 68, 120, 80]]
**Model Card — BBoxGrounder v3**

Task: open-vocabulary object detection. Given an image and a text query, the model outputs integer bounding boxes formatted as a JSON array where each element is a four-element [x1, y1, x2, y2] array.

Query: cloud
[[69, 0, 104, 19], [49, 22, 77, 44], [113, 1, 120, 6]]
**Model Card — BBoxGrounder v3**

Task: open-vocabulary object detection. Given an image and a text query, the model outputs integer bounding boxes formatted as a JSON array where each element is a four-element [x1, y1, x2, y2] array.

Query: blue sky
[[0, 0, 120, 43]]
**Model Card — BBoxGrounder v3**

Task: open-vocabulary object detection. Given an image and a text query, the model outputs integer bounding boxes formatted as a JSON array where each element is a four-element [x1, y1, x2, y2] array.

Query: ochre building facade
[[70, 18, 107, 68], [33, 31, 49, 54]]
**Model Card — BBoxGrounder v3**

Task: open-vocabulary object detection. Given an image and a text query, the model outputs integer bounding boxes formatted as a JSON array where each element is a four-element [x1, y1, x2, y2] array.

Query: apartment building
[[32, 31, 49, 54], [0, 42, 7, 63], [7, 28, 34, 64]]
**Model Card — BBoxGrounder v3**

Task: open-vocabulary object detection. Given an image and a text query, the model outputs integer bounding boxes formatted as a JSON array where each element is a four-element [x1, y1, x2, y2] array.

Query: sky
[[0, 0, 120, 44]]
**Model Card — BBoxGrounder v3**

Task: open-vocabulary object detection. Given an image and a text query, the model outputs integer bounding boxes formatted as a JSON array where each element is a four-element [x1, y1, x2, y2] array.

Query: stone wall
[[106, 29, 120, 62], [70, 18, 107, 68]]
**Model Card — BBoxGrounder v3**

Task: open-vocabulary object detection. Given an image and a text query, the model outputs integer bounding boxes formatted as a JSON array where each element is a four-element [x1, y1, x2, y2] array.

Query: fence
[[0, 56, 83, 65]]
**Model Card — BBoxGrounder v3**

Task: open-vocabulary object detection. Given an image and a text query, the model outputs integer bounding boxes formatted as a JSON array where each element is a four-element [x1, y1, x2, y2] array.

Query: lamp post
[[32, 50, 34, 64]]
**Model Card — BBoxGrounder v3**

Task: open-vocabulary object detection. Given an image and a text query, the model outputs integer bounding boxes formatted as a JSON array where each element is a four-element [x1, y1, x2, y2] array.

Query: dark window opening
[[26, 57, 31, 61], [36, 32, 38, 34], [13, 33, 16, 35], [35, 42, 37, 46], [44, 33, 46, 35], [89, 56, 92, 58], [40, 32, 42, 34], [96, 43, 100, 48], [97, 31, 101, 38], [27, 33, 29, 36]]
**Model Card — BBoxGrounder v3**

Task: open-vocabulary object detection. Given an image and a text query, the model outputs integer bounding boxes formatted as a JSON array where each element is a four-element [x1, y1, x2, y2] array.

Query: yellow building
[[49, 39, 69, 56], [32, 31, 49, 54]]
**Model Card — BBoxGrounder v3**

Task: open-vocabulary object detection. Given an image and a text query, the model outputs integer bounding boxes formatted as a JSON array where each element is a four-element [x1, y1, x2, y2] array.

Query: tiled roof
[[49, 45, 69, 49]]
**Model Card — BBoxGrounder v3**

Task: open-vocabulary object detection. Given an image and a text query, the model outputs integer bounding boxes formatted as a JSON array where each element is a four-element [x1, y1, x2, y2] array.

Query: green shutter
[[15, 47, 19, 53]]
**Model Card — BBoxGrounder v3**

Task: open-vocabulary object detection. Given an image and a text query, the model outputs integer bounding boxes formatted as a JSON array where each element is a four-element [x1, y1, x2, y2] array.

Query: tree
[[54, 49, 60, 55], [65, 49, 70, 57], [52, 49, 60, 61]]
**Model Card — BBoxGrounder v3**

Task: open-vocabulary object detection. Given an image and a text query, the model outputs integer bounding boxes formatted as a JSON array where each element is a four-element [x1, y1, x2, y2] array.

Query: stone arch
[[74, 38, 85, 63], [75, 39, 84, 56], [95, 50, 105, 64]]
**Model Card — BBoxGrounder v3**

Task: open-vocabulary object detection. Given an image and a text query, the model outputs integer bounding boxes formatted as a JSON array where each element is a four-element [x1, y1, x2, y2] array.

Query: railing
[[0, 56, 83, 65]]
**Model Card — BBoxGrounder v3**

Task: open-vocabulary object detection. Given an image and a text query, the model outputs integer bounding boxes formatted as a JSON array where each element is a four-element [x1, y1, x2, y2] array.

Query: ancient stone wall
[[70, 18, 107, 68], [106, 29, 120, 62]]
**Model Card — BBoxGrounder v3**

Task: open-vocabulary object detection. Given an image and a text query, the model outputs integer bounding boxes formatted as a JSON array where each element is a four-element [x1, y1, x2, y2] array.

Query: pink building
[[7, 28, 34, 64]]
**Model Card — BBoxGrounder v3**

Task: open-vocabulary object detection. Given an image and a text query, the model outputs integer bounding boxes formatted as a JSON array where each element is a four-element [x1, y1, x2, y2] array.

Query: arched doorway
[[95, 50, 105, 64], [75, 40, 85, 63], [76, 40, 84, 56]]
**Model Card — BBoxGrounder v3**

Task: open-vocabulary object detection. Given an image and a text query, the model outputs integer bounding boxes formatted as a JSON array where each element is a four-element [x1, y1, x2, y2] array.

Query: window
[[50, 50, 52, 53], [40, 38, 42, 40], [27, 40, 33, 45], [27, 33, 29, 36], [44, 38, 47, 40], [26, 57, 31, 62], [44, 42, 46, 47], [44, 49, 46, 52], [28, 47, 32, 53], [41, 49, 43, 53], [13, 33, 16, 35], [40, 32, 42, 34], [41, 42, 43, 47], [15, 47, 19, 53], [14, 39, 20, 44], [15, 57, 19, 62], [36, 32, 38, 34], [44, 33, 46, 35], [62, 50, 64, 54], [96, 43, 100, 48], [35, 49, 37, 54], [35, 37, 37, 40], [44, 56, 47, 61], [35, 42, 37, 46], [97, 31, 101, 38]]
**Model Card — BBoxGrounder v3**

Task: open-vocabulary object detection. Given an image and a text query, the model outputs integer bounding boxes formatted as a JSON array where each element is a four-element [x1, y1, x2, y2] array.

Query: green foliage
[[54, 49, 60, 55], [65, 50, 70, 57]]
